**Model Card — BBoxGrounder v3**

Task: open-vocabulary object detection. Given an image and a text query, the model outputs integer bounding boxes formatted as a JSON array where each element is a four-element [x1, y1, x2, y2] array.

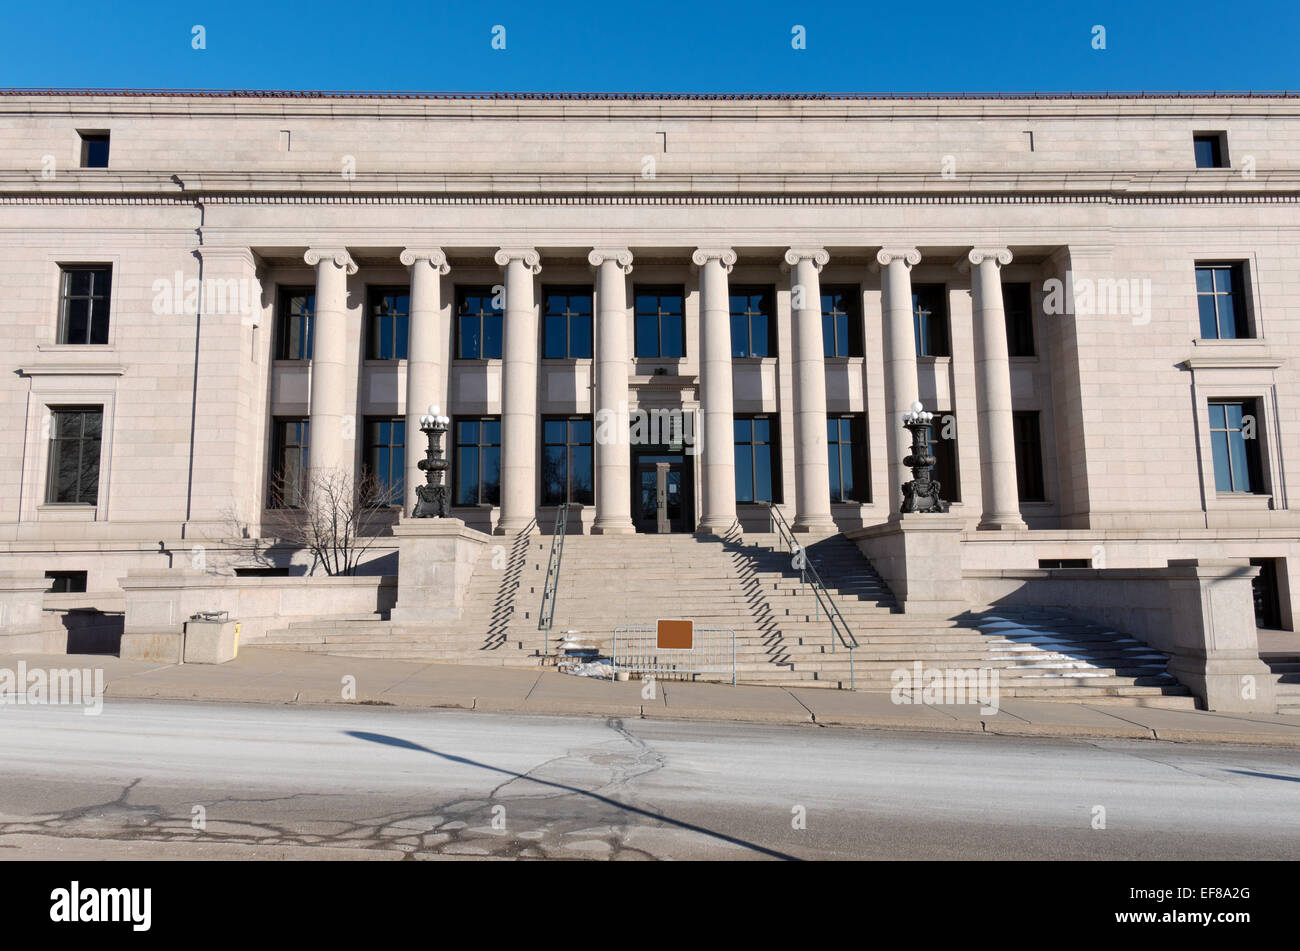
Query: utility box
[[183, 611, 240, 665]]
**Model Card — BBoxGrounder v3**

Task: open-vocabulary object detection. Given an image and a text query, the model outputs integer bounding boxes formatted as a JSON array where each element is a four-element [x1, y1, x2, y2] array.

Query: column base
[[494, 518, 540, 537], [793, 516, 838, 534], [696, 517, 741, 537], [976, 514, 1028, 531], [591, 519, 635, 535]]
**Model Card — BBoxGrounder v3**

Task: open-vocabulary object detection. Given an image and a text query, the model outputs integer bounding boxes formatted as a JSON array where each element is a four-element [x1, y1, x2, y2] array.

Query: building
[[0, 90, 1297, 681]]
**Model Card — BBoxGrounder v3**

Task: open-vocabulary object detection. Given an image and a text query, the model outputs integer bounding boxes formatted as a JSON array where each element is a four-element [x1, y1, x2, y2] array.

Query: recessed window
[[1195, 262, 1250, 339], [730, 286, 776, 358], [1193, 132, 1228, 169], [45, 407, 102, 505], [1038, 559, 1089, 569], [276, 287, 315, 360], [454, 417, 501, 506], [634, 285, 685, 359], [1013, 411, 1046, 501], [78, 131, 110, 168], [1208, 399, 1264, 494], [734, 415, 780, 503], [366, 286, 409, 360], [913, 284, 950, 357], [45, 570, 88, 593], [456, 287, 503, 360], [1003, 282, 1035, 357], [930, 411, 960, 503], [541, 417, 593, 505], [58, 265, 112, 345], [268, 418, 309, 508], [363, 417, 405, 505], [827, 415, 869, 502], [543, 286, 593, 359], [822, 285, 863, 358]]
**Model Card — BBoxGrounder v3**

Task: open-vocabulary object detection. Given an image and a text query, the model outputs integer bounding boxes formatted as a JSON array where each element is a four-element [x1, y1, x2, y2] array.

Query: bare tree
[[263, 466, 400, 576]]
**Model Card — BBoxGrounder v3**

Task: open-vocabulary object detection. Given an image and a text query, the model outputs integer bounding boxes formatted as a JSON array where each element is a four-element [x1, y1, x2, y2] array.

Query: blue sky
[[1, 0, 1296, 93]]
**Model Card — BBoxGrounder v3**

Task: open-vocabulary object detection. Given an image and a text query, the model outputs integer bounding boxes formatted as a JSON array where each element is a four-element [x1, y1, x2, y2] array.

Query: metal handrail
[[761, 502, 860, 689], [538, 502, 570, 655]]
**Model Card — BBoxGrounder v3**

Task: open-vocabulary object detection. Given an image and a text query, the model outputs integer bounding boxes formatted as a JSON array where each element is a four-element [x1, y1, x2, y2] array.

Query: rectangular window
[[454, 417, 502, 506], [734, 415, 780, 503], [45, 407, 102, 505], [456, 287, 504, 360], [930, 412, 960, 503], [543, 286, 593, 359], [634, 285, 685, 359], [1003, 282, 1035, 357], [821, 285, 863, 358], [1195, 263, 1250, 339], [363, 417, 405, 505], [79, 131, 110, 168], [58, 266, 112, 345], [366, 286, 409, 360], [269, 418, 310, 508], [913, 284, 951, 357], [1209, 399, 1264, 494], [730, 286, 776, 358], [1013, 411, 1046, 502], [276, 287, 315, 360], [1193, 132, 1227, 169], [45, 570, 89, 593], [541, 417, 594, 505], [827, 415, 869, 502]]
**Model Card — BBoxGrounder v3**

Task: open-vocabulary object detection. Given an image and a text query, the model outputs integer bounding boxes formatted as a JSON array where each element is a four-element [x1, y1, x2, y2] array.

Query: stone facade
[[0, 91, 1298, 633]]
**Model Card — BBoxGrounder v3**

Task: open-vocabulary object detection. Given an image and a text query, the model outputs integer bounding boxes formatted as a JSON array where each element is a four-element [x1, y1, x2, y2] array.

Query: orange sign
[[657, 618, 693, 649]]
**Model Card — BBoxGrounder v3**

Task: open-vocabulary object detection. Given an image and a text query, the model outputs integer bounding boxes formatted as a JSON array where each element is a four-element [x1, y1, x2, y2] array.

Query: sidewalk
[[6, 647, 1300, 747]]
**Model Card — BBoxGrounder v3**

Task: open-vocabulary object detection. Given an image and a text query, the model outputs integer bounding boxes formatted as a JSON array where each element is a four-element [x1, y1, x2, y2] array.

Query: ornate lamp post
[[901, 400, 950, 514], [412, 404, 452, 518]]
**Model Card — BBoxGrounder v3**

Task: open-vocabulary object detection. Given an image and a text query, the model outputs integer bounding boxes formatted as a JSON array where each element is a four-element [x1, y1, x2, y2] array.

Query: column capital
[[304, 247, 358, 275], [588, 248, 634, 273], [875, 247, 921, 269], [400, 247, 450, 273], [494, 247, 542, 274], [967, 247, 1014, 268], [782, 247, 830, 271], [691, 247, 737, 273]]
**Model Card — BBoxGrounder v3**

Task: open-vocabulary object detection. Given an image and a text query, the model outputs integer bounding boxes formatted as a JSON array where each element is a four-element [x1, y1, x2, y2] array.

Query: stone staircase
[[256, 530, 1196, 708], [1263, 651, 1300, 715]]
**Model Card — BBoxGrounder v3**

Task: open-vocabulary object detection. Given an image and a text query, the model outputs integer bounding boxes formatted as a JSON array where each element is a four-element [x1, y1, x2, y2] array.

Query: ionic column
[[784, 247, 836, 532], [589, 248, 635, 535], [692, 247, 739, 535], [494, 247, 542, 535], [877, 247, 922, 517], [304, 247, 358, 477], [400, 247, 450, 514], [969, 247, 1027, 530]]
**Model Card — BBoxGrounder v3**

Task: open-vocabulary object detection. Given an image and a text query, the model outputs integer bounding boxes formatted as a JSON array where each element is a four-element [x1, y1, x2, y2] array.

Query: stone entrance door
[[633, 452, 692, 532]]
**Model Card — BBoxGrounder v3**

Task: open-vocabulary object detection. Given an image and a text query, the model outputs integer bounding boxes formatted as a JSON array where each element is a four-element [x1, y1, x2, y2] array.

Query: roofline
[[1, 88, 1298, 101]]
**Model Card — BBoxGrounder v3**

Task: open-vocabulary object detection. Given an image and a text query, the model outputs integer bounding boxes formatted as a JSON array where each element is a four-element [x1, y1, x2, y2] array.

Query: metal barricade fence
[[611, 626, 737, 685]]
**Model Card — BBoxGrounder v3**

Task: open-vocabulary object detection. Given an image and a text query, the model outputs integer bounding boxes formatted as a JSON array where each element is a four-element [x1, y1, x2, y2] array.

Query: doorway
[[1250, 558, 1284, 629], [632, 448, 694, 533]]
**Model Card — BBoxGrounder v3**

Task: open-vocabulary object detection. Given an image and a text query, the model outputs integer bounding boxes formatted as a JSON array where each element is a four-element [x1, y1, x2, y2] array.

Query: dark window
[[366, 286, 409, 360], [730, 286, 776, 358], [1038, 559, 1090, 569], [541, 417, 594, 505], [930, 412, 960, 503], [454, 418, 501, 506], [1209, 399, 1264, 494], [276, 287, 315, 360], [1193, 133, 1227, 169], [79, 132, 110, 168], [1003, 282, 1035, 357], [827, 415, 869, 502], [233, 566, 291, 577], [634, 285, 685, 359], [1195, 263, 1250, 339], [913, 284, 950, 357], [45, 407, 102, 505], [268, 418, 310, 508], [1250, 557, 1283, 629], [1013, 411, 1046, 502], [456, 286, 504, 360], [543, 286, 593, 359], [363, 417, 405, 505], [58, 266, 112, 345], [45, 570, 88, 593], [734, 415, 780, 503], [822, 285, 863, 358]]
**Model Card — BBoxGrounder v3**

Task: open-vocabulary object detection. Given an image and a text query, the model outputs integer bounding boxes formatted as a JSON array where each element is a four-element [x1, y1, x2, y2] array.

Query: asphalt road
[[0, 700, 1297, 860]]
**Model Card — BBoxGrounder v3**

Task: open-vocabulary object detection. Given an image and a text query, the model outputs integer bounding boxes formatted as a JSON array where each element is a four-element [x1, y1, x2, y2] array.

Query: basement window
[[45, 570, 88, 593], [1038, 559, 1090, 569], [233, 566, 291, 577]]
